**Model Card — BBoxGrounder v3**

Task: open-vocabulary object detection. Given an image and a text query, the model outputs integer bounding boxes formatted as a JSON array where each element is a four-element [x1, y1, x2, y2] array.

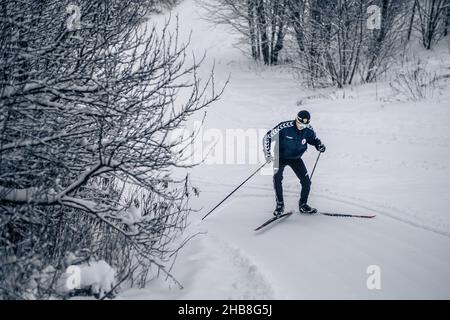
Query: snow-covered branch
[[0, 0, 219, 299]]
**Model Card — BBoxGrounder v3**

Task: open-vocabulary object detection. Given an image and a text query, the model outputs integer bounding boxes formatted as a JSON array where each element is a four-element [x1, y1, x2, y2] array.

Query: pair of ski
[[254, 211, 376, 231]]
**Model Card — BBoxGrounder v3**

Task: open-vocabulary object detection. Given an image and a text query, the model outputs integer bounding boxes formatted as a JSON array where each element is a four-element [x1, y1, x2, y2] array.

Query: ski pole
[[309, 152, 321, 181], [202, 162, 267, 220]]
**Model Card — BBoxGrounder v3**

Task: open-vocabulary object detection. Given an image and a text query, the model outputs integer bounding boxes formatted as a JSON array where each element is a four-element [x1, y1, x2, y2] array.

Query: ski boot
[[273, 202, 284, 218], [299, 202, 317, 214]]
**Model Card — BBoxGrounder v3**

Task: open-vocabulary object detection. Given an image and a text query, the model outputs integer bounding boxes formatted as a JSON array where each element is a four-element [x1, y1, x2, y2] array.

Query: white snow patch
[[57, 260, 116, 298]]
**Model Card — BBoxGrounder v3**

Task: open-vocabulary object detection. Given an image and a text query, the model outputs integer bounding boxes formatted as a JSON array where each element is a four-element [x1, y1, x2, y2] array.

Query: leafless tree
[[415, 0, 450, 49], [445, 3, 450, 35], [364, 0, 411, 82], [286, 0, 366, 87], [407, 0, 418, 41], [200, 0, 288, 65], [287, 0, 409, 87], [445, 3, 450, 36], [0, 0, 223, 299]]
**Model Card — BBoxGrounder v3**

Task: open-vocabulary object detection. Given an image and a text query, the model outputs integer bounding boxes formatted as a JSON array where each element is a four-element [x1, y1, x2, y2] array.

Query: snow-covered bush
[[0, 0, 221, 299], [390, 61, 439, 101]]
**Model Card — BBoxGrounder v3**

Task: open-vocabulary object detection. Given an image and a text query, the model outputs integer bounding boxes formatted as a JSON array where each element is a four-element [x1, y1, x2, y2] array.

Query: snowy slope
[[119, 0, 450, 299]]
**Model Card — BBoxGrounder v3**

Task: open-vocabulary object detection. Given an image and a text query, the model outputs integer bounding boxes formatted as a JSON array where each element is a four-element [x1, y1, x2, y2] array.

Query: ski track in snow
[[191, 177, 450, 238], [176, 232, 277, 299], [197, 192, 450, 299], [118, 230, 275, 300], [205, 234, 276, 299]]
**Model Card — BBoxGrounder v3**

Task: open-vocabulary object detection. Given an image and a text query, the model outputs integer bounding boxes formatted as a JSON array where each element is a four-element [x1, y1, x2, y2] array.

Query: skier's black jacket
[[263, 120, 322, 159]]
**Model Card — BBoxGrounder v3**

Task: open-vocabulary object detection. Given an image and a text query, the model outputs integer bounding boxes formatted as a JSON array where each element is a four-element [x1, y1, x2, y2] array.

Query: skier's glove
[[316, 143, 326, 153], [265, 154, 273, 164]]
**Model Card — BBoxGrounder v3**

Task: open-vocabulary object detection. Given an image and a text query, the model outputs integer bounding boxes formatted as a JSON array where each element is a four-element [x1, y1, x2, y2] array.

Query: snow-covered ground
[[119, 0, 450, 299]]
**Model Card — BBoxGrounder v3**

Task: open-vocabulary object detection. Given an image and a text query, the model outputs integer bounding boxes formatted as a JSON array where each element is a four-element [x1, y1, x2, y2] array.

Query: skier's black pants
[[273, 158, 311, 205]]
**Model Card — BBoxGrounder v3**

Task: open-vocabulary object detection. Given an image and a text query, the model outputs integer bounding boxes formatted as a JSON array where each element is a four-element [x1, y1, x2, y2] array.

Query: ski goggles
[[296, 115, 310, 124], [296, 116, 310, 129]]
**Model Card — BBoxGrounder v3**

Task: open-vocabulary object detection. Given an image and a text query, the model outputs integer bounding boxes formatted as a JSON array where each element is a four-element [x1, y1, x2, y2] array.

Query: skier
[[263, 110, 326, 216]]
